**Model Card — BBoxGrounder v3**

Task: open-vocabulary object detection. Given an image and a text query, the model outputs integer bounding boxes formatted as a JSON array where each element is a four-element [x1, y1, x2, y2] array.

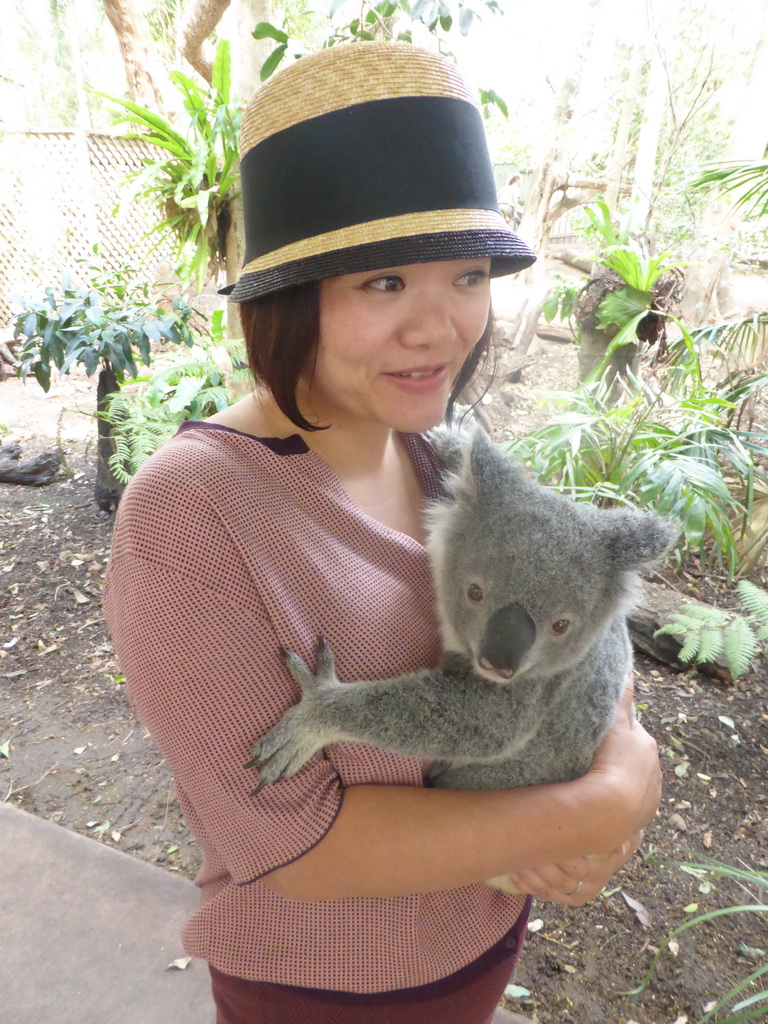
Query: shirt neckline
[[177, 419, 310, 455]]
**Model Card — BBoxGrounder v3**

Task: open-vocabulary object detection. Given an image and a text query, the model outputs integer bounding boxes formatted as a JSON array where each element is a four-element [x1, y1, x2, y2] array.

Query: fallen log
[[0, 448, 61, 486], [535, 322, 574, 344], [628, 580, 733, 684]]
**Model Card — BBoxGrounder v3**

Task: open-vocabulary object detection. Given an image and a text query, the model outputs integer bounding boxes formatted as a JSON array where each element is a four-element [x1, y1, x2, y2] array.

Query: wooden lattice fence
[[0, 131, 166, 328]]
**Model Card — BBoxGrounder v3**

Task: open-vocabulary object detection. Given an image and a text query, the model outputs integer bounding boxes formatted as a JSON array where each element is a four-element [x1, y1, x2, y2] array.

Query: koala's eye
[[467, 584, 484, 603], [552, 619, 570, 635]]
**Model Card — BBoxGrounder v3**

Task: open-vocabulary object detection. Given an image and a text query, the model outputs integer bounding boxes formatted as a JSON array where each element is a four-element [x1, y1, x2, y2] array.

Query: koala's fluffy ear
[[601, 508, 679, 570], [467, 428, 531, 497], [427, 422, 479, 475]]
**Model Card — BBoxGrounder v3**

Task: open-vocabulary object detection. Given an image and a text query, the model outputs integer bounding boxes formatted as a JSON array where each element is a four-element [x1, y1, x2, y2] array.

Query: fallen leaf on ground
[[504, 983, 531, 999], [622, 891, 652, 928], [166, 957, 193, 971]]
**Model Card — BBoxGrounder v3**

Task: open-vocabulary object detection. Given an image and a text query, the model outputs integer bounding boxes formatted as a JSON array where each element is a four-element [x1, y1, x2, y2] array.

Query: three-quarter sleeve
[[105, 554, 344, 883]]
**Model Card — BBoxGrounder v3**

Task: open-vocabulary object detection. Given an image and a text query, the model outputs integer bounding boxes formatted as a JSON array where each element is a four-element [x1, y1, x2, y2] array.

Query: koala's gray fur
[[249, 427, 677, 879]]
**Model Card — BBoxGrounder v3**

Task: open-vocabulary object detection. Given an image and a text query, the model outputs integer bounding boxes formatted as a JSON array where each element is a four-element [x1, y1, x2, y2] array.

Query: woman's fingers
[[507, 830, 646, 907]]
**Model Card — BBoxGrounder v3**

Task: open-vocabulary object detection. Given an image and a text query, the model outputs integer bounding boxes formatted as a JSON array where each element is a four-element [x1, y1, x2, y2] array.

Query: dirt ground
[[1, 341, 767, 1024]]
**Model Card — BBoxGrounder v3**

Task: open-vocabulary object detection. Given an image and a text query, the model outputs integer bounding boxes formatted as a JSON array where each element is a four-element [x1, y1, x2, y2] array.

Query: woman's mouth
[[388, 367, 443, 379], [383, 365, 450, 393]]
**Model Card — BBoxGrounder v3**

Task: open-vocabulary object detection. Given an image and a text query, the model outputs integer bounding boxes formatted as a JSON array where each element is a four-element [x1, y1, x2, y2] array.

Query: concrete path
[[0, 802, 215, 1024]]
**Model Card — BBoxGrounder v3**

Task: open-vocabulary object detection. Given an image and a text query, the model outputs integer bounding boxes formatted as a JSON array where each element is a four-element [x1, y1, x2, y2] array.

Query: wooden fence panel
[[0, 131, 164, 328]]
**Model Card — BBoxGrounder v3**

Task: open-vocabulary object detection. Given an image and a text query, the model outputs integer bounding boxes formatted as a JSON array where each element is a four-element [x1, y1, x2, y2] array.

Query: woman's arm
[[262, 683, 661, 901]]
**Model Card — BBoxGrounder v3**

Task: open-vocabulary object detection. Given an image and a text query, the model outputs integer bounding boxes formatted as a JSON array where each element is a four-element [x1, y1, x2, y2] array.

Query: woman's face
[[301, 258, 492, 435]]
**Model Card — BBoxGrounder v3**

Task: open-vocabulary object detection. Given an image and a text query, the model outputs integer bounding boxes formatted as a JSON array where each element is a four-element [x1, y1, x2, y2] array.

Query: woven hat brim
[[223, 228, 535, 301]]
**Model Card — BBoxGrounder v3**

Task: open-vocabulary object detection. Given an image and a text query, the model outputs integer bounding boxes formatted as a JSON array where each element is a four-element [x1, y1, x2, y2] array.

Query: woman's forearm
[[261, 770, 647, 901], [263, 684, 662, 902]]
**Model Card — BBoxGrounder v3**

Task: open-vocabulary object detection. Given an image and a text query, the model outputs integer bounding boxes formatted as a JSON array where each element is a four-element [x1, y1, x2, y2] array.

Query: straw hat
[[225, 41, 536, 301]]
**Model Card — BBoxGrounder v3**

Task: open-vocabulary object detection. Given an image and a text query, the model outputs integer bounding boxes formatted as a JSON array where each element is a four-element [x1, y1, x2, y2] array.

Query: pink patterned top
[[103, 422, 526, 991]]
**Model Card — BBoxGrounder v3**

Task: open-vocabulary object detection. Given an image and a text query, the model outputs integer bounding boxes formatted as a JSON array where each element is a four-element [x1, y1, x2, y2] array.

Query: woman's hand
[[505, 830, 644, 906], [503, 674, 662, 906], [589, 673, 662, 839]]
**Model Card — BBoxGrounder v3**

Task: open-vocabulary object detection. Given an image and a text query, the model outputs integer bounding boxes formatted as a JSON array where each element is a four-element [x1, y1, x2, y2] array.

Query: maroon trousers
[[209, 897, 531, 1024]]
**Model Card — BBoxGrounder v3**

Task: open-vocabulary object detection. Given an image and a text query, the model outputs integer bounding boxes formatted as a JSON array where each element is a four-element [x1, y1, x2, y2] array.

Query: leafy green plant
[[690, 314, 768, 389], [102, 357, 231, 483], [655, 580, 768, 679], [95, 40, 241, 287], [506, 372, 768, 577], [12, 258, 204, 509], [100, 308, 250, 483], [580, 201, 692, 381], [12, 261, 200, 392], [542, 274, 581, 335], [690, 159, 768, 220], [627, 857, 768, 1023]]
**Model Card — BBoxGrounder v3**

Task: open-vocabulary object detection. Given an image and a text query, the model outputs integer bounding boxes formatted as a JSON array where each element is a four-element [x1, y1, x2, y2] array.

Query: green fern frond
[[695, 627, 725, 665], [682, 603, 732, 626], [722, 619, 759, 679], [735, 580, 768, 622], [678, 631, 704, 663], [656, 612, 703, 633]]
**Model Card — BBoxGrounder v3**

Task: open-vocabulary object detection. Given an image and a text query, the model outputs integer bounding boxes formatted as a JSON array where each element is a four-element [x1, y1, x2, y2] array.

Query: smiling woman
[[102, 39, 662, 1024]]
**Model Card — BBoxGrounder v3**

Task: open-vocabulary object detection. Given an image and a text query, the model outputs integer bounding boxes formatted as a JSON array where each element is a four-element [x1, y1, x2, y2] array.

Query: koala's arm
[[249, 642, 514, 786]]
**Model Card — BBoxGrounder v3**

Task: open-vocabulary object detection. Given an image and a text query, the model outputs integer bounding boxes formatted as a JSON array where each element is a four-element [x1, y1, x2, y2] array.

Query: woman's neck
[[207, 391, 427, 543]]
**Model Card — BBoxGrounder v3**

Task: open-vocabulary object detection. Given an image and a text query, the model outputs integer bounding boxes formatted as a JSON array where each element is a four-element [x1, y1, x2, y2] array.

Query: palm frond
[[690, 160, 768, 219]]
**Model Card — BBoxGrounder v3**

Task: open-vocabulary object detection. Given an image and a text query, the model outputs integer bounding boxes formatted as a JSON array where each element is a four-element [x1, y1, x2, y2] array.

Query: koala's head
[[426, 428, 678, 683]]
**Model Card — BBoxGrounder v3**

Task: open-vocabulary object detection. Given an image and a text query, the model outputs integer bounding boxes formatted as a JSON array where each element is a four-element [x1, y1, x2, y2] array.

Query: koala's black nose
[[478, 602, 536, 677]]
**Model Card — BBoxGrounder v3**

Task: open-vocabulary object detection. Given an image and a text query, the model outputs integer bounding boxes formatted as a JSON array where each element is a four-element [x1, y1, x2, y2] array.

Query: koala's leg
[[298, 641, 515, 762]]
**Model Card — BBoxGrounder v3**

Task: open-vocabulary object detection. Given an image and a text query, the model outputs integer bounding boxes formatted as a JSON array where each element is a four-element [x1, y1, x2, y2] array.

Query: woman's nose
[[399, 296, 455, 346]]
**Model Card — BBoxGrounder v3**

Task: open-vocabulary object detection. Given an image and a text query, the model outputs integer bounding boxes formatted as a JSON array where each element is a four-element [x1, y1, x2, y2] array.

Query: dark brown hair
[[239, 280, 495, 431]]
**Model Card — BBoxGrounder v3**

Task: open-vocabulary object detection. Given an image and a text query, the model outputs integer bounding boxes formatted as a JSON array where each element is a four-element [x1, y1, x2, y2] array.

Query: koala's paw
[[246, 703, 325, 791], [246, 640, 342, 792]]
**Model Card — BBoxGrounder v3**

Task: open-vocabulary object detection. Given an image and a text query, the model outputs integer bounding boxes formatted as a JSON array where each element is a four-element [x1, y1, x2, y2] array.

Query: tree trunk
[[94, 364, 124, 512], [577, 323, 640, 386], [101, 0, 164, 110], [630, 35, 668, 235], [575, 267, 641, 391], [221, 0, 272, 340], [605, 44, 645, 217]]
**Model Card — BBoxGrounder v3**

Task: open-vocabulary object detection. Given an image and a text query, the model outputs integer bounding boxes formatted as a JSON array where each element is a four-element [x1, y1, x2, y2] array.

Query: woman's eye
[[365, 275, 404, 292], [457, 269, 489, 287]]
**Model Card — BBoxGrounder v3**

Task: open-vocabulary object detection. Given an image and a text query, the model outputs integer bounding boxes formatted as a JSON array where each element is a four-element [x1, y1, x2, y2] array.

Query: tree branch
[[101, 0, 164, 109], [181, 0, 232, 84]]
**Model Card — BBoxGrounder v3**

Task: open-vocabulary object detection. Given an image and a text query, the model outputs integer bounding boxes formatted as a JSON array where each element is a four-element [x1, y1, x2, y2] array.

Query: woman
[[103, 42, 661, 1024]]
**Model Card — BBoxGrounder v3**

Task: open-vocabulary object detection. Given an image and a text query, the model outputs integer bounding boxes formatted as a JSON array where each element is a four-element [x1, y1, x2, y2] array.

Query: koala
[[248, 426, 677, 889]]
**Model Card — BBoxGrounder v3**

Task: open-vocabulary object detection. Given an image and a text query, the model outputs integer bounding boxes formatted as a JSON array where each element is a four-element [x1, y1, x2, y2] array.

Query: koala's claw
[[281, 638, 339, 694], [281, 648, 315, 691], [314, 635, 337, 678], [247, 711, 321, 787]]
